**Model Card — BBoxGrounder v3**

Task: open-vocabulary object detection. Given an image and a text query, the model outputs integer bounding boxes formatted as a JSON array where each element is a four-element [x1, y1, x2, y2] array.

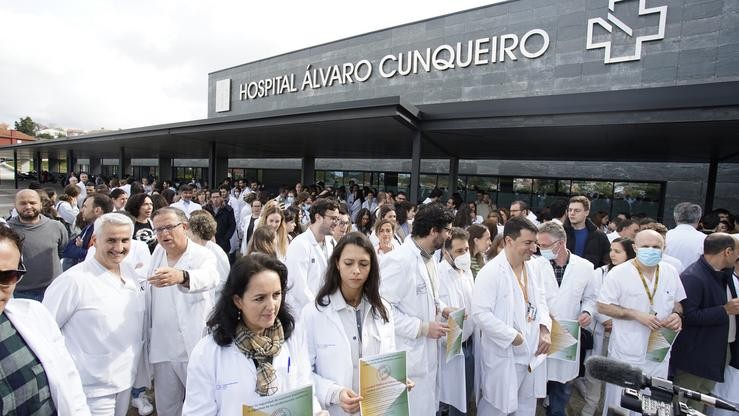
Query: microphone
[[585, 357, 738, 412]]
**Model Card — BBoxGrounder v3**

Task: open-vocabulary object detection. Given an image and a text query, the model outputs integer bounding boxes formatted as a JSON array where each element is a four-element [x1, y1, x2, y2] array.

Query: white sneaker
[[131, 395, 154, 416]]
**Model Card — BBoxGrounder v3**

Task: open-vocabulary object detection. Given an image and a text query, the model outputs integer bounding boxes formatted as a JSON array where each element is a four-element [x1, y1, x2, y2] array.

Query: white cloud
[[0, 0, 496, 130]]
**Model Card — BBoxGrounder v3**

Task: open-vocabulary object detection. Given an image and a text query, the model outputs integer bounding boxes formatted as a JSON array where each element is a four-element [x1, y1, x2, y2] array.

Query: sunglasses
[[0, 262, 26, 287]]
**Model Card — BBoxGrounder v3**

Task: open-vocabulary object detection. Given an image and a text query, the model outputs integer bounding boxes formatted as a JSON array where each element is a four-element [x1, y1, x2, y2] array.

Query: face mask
[[453, 252, 472, 271], [407, 218, 413, 226], [540, 249, 557, 261], [637, 247, 662, 267], [286, 196, 295, 205], [539, 241, 560, 261]]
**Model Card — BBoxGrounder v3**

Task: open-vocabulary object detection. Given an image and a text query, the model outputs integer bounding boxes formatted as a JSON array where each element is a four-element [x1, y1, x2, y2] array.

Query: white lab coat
[[204, 240, 230, 302], [169, 200, 202, 219], [379, 238, 445, 416], [471, 250, 552, 414], [590, 265, 612, 358], [146, 239, 219, 360], [43, 258, 146, 398], [4, 299, 92, 416], [284, 228, 332, 314], [182, 326, 322, 415], [239, 216, 261, 255], [534, 253, 596, 383], [437, 260, 475, 413], [302, 292, 396, 414], [665, 224, 706, 269]]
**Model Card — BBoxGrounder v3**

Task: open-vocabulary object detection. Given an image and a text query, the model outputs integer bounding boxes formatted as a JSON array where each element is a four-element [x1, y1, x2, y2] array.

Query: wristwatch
[[181, 270, 190, 286]]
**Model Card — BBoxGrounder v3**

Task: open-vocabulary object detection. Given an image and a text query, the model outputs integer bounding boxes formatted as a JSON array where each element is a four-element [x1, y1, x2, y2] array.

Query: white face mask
[[453, 252, 472, 271]]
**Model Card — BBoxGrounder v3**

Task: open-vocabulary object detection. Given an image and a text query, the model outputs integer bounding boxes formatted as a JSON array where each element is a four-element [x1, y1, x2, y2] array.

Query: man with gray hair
[[535, 221, 596, 416], [43, 213, 145, 415], [146, 207, 218, 416], [666, 202, 706, 269]]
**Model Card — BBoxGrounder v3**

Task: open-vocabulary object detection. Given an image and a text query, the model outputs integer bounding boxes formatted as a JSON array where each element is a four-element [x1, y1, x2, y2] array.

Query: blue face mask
[[637, 247, 662, 267]]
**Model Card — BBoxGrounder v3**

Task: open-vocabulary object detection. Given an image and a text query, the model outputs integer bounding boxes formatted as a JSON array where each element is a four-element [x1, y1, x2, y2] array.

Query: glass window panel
[[571, 180, 613, 214], [532, 179, 563, 211], [344, 171, 364, 187], [498, 178, 531, 210], [418, 174, 438, 201], [613, 182, 662, 219], [314, 171, 325, 184], [323, 171, 343, 188], [437, 175, 450, 194], [397, 173, 411, 195]]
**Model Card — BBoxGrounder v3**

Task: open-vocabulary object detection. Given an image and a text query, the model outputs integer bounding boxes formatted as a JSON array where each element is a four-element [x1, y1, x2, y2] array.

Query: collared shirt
[[550, 254, 570, 287], [0, 313, 56, 415], [334, 295, 368, 393], [411, 238, 439, 303]]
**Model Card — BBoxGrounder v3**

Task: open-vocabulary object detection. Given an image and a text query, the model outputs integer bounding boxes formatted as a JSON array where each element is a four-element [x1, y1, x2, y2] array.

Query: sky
[[1, 0, 502, 132]]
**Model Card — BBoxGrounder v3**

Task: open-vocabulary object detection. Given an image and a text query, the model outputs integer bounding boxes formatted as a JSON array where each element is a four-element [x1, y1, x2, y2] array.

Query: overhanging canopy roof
[[2, 81, 738, 163]]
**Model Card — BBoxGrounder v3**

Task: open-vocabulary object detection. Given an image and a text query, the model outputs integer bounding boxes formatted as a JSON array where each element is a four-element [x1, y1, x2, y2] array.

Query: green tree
[[14, 116, 38, 136]]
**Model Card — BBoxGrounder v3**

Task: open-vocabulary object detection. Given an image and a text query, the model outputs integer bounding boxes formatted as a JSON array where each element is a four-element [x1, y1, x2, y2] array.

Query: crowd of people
[[0, 172, 737, 416]]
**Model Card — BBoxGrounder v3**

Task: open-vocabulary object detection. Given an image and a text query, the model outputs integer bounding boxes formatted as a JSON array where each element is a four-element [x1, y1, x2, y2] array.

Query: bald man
[[597, 229, 686, 416], [7, 189, 69, 301]]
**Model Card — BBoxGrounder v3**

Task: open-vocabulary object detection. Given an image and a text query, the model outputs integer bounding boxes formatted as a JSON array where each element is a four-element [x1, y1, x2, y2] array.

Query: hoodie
[[7, 215, 69, 291]]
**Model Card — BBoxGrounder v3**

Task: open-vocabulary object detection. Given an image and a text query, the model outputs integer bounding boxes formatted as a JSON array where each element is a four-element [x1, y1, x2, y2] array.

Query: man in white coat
[[169, 184, 202, 219], [380, 203, 455, 416], [472, 216, 552, 416], [284, 198, 340, 313], [43, 213, 145, 415], [146, 207, 218, 416], [0, 224, 92, 415], [597, 229, 685, 416], [535, 221, 596, 416], [666, 202, 706, 269], [438, 227, 475, 416]]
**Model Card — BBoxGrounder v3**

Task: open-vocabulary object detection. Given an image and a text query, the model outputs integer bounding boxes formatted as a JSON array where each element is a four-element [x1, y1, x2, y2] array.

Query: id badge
[[527, 302, 537, 322]]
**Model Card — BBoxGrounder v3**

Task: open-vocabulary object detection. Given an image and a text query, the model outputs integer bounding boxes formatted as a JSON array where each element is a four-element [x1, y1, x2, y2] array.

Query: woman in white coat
[[183, 253, 325, 415], [302, 232, 397, 415], [579, 237, 635, 416]]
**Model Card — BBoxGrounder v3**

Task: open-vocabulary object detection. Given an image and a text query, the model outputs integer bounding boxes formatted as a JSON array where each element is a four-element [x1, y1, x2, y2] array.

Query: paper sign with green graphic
[[242, 384, 313, 416], [646, 328, 678, 363], [446, 308, 465, 363], [548, 319, 580, 362], [359, 351, 409, 416]]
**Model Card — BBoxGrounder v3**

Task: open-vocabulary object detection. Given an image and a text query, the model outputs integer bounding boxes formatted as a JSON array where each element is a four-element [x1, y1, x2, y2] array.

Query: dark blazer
[[204, 204, 236, 253], [564, 218, 610, 268], [670, 256, 738, 382]]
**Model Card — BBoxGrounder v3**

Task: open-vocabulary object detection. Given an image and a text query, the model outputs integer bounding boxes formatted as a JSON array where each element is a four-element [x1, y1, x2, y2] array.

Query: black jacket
[[564, 218, 610, 268], [204, 204, 236, 253], [670, 257, 738, 382]]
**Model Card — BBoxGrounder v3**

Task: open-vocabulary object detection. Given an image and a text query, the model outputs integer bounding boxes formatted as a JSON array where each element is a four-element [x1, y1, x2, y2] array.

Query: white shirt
[[666, 224, 706, 269], [205, 240, 230, 301], [170, 199, 203, 218], [598, 260, 686, 372], [43, 257, 145, 398], [150, 254, 190, 363]]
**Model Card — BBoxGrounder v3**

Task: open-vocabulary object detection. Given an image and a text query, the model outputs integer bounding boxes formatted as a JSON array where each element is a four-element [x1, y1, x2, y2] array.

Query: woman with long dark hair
[[351, 208, 373, 236], [301, 232, 396, 415], [183, 254, 323, 415], [125, 193, 157, 253], [467, 224, 491, 278], [579, 237, 636, 416]]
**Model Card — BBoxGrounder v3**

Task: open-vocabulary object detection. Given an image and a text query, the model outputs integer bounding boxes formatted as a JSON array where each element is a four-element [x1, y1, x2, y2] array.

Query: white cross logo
[[586, 0, 667, 64]]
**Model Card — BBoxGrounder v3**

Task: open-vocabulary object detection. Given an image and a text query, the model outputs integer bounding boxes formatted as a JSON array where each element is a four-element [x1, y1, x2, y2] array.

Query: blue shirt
[[573, 228, 588, 257]]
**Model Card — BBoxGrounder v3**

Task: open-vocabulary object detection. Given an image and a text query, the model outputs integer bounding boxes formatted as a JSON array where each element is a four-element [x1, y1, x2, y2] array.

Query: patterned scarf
[[233, 319, 285, 396]]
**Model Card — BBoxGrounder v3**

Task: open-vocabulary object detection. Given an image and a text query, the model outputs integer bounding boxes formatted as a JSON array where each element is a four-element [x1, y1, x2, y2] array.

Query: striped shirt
[[0, 313, 56, 415]]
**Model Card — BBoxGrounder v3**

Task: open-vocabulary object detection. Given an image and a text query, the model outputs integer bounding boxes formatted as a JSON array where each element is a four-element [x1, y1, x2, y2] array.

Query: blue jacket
[[670, 256, 738, 382], [61, 223, 94, 265]]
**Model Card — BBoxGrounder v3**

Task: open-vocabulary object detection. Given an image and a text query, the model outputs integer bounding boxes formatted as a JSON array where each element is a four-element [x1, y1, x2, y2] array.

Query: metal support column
[[13, 149, 18, 189], [119, 147, 131, 179], [705, 158, 718, 213], [410, 131, 422, 203], [449, 157, 459, 197], [301, 156, 315, 186], [208, 142, 217, 188]]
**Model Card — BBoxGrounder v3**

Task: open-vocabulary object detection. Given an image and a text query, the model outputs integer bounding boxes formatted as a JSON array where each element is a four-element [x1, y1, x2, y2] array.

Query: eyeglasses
[[153, 223, 183, 234], [537, 240, 561, 250], [0, 262, 26, 288], [324, 215, 341, 223]]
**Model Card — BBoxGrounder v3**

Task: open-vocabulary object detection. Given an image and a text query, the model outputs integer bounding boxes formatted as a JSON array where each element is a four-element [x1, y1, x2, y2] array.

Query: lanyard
[[513, 265, 529, 305], [634, 260, 660, 309]]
